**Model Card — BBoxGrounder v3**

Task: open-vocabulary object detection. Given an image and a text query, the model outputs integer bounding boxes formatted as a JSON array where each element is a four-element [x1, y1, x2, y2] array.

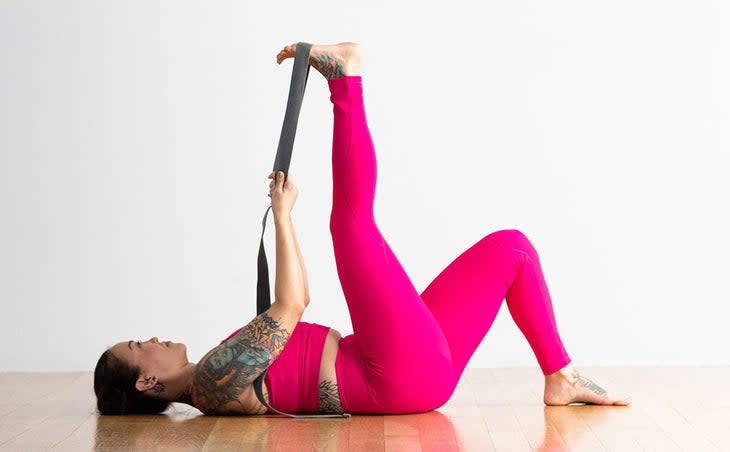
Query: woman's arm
[[269, 171, 309, 306], [289, 213, 310, 307], [192, 212, 308, 414], [274, 212, 308, 308]]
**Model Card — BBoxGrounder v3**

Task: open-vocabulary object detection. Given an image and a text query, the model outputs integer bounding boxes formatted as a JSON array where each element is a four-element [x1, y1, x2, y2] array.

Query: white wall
[[1, 0, 728, 372]]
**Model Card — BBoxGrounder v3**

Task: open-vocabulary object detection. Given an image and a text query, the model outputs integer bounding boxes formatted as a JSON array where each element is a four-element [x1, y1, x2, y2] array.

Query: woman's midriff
[[236, 326, 344, 415], [315, 327, 344, 412]]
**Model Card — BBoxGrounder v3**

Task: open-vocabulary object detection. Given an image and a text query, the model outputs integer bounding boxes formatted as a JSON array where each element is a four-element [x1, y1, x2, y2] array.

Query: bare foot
[[276, 42, 361, 80], [544, 363, 632, 406]]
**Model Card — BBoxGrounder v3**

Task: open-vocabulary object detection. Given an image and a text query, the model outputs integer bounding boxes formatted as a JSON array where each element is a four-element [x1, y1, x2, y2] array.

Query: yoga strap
[[252, 42, 352, 419]]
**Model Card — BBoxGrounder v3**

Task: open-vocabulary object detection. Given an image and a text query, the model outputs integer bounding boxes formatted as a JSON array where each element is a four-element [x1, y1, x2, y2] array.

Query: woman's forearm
[[289, 215, 310, 306], [274, 213, 307, 310]]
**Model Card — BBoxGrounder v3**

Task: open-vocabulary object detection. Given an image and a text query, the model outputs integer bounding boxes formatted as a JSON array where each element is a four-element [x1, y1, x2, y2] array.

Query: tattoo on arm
[[193, 313, 291, 413]]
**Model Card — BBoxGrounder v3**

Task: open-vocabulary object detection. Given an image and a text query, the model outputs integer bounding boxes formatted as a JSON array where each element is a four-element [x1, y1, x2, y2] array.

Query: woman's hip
[[334, 334, 456, 414]]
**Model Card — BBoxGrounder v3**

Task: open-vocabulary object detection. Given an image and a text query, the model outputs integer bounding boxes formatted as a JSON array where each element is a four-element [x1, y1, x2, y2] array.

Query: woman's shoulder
[[189, 378, 267, 415]]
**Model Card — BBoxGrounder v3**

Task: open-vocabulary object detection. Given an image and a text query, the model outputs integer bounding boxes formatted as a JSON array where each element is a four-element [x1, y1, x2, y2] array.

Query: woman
[[94, 42, 631, 416]]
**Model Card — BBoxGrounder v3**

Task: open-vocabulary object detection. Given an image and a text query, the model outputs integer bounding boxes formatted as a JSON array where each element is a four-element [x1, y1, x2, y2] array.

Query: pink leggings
[[329, 76, 572, 414]]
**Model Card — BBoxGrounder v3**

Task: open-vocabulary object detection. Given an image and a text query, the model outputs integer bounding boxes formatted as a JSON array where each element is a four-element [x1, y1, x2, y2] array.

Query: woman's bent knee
[[486, 229, 538, 259], [487, 228, 528, 242]]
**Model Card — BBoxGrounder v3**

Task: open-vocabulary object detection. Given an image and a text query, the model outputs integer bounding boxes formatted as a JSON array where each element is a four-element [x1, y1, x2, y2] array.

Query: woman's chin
[[178, 343, 188, 361]]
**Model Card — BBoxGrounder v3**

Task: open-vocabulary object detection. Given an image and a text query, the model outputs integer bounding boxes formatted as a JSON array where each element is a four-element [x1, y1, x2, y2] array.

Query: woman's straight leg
[[419, 229, 572, 378], [327, 76, 456, 413]]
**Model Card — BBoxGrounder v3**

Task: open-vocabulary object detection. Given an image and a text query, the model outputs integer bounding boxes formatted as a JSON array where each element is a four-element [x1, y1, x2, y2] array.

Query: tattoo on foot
[[310, 54, 345, 80], [570, 369, 607, 395]]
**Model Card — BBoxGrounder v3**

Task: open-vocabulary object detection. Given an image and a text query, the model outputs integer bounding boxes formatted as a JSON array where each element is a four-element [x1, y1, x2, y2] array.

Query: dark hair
[[93, 349, 170, 415]]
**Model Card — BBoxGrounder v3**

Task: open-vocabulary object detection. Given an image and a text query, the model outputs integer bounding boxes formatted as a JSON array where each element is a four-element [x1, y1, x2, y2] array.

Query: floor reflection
[[93, 403, 616, 451]]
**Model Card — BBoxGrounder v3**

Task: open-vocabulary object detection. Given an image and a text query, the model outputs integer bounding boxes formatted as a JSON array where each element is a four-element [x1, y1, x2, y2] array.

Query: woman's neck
[[165, 362, 198, 406]]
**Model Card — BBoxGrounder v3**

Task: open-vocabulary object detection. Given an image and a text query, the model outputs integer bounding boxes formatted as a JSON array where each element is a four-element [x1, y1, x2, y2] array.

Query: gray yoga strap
[[252, 42, 352, 419]]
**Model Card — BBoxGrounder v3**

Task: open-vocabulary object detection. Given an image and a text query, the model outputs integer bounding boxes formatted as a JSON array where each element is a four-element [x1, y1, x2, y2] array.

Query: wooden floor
[[0, 367, 728, 451]]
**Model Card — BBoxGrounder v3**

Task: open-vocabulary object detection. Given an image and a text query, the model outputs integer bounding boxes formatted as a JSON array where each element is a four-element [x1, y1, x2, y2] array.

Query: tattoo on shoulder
[[193, 313, 291, 412], [317, 379, 344, 414]]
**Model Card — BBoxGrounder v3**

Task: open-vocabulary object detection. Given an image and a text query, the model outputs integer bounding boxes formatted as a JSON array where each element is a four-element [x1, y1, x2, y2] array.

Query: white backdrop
[[1, 0, 728, 371]]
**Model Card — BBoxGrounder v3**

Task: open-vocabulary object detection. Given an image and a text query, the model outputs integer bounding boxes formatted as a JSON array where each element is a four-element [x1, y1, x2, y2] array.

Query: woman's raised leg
[[275, 41, 459, 413], [325, 72, 457, 413]]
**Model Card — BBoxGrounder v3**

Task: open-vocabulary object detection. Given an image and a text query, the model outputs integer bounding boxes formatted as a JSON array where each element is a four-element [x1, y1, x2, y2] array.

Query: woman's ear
[[135, 374, 157, 392]]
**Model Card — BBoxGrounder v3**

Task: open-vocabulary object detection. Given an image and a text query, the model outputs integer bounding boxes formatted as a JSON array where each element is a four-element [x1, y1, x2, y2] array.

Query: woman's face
[[110, 337, 189, 378]]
